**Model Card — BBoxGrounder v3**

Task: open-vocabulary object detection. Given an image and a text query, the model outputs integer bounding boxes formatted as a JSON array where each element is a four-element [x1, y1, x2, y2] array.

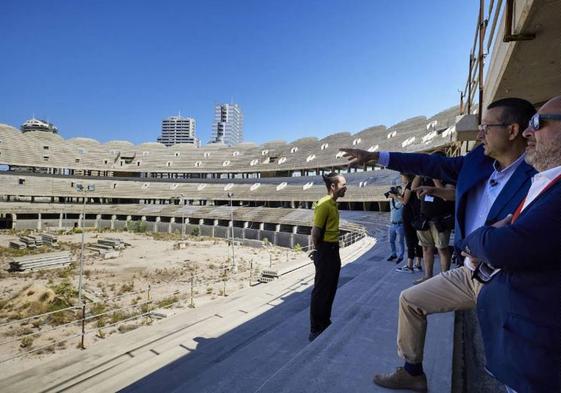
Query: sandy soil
[[0, 229, 308, 370]]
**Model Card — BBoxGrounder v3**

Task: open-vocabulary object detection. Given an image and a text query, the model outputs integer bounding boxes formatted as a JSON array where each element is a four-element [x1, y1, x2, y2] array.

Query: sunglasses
[[529, 113, 561, 131]]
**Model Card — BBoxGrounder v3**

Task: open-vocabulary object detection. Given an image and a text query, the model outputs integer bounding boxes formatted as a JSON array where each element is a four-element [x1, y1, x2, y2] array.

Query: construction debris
[[258, 269, 280, 283], [9, 251, 73, 272]]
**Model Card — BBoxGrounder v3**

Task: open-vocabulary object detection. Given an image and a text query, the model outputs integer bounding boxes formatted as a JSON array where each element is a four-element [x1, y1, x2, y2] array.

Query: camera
[[384, 186, 401, 198]]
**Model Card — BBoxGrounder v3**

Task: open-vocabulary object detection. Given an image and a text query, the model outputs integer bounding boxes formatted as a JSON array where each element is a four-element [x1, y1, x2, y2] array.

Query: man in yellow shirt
[[309, 172, 347, 341]]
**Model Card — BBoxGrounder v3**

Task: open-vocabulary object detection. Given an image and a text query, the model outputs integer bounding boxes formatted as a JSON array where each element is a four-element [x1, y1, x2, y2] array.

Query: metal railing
[[460, 0, 534, 122]]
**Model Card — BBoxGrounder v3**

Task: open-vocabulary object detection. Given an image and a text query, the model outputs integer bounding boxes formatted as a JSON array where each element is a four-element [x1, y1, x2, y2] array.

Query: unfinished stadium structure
[[1, 0, 560, 392]]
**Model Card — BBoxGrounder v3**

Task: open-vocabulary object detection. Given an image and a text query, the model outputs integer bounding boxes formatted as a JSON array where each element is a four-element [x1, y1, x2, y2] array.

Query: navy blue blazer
[[387, 145, 536, 249], [460, 179, 561, 392]]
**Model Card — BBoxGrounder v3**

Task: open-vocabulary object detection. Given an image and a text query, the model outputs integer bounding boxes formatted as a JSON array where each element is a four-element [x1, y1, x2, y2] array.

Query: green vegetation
[[126, 221, 147, 233], [156, 296, 178, 308], [20, 336, 34, 348], [293, 243, 302, 252]]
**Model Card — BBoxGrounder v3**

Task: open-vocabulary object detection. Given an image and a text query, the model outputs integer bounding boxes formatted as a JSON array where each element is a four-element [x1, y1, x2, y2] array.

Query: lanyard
[[511, 173, 561, 223]]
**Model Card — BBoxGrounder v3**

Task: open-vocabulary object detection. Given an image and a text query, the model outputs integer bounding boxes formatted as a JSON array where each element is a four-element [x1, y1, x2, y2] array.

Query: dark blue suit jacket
[[387, 145, 536, 249], [460, 180, 561, 392]]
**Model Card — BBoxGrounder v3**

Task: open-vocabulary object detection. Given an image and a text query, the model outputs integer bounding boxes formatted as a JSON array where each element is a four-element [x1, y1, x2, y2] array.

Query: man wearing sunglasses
[[340, 97, 537, 391], [460, 96, 561, 392]]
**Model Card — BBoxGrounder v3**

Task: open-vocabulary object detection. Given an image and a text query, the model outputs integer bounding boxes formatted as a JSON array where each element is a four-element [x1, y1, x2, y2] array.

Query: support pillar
[[111, 215, 116, 230], [169, 217, 175, 233]]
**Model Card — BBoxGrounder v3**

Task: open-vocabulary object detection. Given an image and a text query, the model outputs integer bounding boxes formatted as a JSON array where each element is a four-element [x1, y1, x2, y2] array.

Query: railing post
[[189, 274, 195, 308], [478, 0, 486, 123], [80, 303, 86, 350]]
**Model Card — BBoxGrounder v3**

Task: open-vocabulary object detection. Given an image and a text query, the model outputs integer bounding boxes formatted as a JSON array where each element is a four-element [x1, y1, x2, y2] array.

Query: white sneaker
[[395, 266, 414, 273]]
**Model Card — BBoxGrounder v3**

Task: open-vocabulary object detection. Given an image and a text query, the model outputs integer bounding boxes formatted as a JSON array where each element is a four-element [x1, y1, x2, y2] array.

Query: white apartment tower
[[157, 115, 199, 147], [210, 104, 243, 146]]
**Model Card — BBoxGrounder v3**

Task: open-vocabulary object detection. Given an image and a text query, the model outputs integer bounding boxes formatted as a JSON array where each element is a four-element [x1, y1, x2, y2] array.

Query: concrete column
[[292, 225, 298, 234], [58, 213, 63, 229], [111, 215, 116, 230], [199, 219, 204, 225], [169, 217, 175, 233], [213, 219, 219, 226], [37, 213, 42, 230], [259, 222, 264, 230], [155, 216, 160, 232], [11, 213, 17, 230], [243, 222, 249, 229], [95, 214, 101, 230], [275, 224, 281, 232]]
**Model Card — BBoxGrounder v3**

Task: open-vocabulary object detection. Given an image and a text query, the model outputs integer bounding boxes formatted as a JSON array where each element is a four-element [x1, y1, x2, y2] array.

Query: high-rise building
[[157, 115, 199, 147], [209, 104, 243, 146]]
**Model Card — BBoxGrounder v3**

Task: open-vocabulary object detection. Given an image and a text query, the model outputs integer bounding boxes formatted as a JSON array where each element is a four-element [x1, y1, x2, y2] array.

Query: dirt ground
[[0, 229, 308, 372]]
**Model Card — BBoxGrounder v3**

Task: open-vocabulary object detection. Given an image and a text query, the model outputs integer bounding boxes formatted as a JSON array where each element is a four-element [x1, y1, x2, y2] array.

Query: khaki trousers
[[397, 266, 483, 363]]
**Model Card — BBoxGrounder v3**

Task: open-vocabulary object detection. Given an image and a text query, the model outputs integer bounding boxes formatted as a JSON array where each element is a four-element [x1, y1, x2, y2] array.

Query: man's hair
[[322, 172, 340, 192], [487, 97, 536, 132]]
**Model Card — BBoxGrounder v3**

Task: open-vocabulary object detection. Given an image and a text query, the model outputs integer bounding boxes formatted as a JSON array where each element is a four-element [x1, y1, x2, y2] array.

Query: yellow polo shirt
[[313, 195, 339, 243]]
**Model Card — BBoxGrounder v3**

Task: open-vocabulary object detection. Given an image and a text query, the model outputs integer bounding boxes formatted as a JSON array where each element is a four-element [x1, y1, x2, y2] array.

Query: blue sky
[[0, 1, 478, 145]]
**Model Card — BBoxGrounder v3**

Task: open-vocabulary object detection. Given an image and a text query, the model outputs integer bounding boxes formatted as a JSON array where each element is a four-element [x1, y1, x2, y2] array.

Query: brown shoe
[[373, 367, 427, 392]]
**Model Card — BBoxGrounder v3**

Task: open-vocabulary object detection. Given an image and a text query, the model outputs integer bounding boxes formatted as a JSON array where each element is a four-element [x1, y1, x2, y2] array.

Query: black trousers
[[310, 242, 341, 333], [403, 218, 423, 260]]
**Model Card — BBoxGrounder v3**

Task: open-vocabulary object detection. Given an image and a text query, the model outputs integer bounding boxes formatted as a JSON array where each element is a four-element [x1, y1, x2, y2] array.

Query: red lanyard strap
[[512, 172, 561, 223]]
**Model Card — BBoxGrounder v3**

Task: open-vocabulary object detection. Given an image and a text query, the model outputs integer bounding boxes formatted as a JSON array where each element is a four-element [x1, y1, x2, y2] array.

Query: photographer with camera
[[395, 174, 423, 274], [385, 185, 405, 263]]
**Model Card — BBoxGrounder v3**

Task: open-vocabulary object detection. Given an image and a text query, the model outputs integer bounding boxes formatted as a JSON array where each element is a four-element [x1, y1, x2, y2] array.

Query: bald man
[[460, 96, 561, 392]]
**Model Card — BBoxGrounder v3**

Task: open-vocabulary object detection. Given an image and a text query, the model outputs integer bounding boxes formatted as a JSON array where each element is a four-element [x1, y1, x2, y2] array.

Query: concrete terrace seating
[[0, 107, 458, 176], [0, 172, 396, 203]]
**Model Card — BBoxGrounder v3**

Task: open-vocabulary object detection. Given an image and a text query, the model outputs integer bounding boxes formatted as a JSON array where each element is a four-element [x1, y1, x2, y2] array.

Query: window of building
[[195, 161, 202, 167], [137, 161, 141, 166], [223, 160, 231, 167], [112, 183, 117, 189], [204, 152, 210, 158], [291, 147, 298, 153], [174, 152, 180, 157], [167, 161, 172, 167], [232, 151, 240, 157], [261, 149, 269, 156], [75, 158, 80, 163], [250, 159, 259, 166], [321, 143, 328, 150], [43, 155, 49, 161], [104, 159, 109, 165], [43, 145, 49, 150], [306, 154, 316, 162], [278, 157, 287, 164], [18, 178, 25, 185], [352, 138, 362, 146]]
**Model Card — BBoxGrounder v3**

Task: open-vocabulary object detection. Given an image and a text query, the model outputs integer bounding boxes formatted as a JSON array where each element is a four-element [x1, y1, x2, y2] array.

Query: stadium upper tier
[[0, 171, 396, 203], [0, 106, 458, 176]]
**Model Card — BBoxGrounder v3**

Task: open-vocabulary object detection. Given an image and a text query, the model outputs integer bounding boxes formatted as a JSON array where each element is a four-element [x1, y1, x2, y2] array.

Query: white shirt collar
[[492, 153, 526, 173], [533, 164, 561, 182]]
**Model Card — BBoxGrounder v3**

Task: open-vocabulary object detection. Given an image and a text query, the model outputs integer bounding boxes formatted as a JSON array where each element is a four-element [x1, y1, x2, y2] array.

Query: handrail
[[460, 0, 536, 120]]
